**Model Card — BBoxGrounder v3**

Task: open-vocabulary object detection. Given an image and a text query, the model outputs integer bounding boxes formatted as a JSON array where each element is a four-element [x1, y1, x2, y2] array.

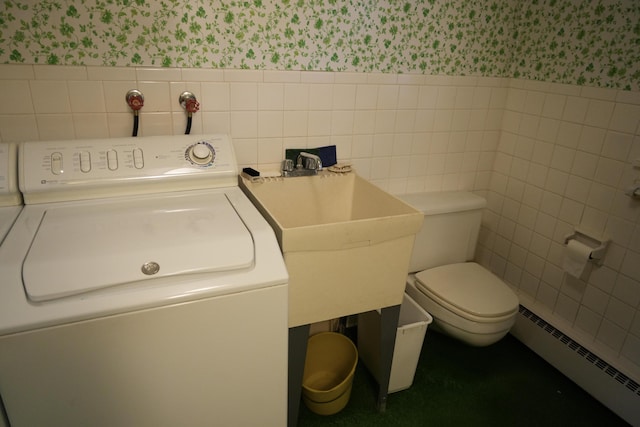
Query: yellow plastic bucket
[[302, 332, 358, 415]]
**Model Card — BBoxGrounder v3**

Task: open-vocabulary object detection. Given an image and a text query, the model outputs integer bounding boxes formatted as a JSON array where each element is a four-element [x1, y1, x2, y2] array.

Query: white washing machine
[[0, 135, 288, 427], [0, 142, 22, 427]]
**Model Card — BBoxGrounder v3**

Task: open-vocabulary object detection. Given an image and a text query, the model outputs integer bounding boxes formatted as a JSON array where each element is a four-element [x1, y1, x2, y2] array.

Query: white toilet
[[398, 191, 519, 347]]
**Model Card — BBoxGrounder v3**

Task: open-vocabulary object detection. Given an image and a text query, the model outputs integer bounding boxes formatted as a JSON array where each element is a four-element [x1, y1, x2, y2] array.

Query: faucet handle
[[314, 157, 323, 170], [296, 152, 322, 170], [282, 158, 294, 172], [304, 157, 321, 170]]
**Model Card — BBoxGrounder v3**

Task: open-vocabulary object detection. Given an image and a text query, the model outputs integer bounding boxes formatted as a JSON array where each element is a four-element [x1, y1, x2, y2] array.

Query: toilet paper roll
[[563, 240, 592, 278]]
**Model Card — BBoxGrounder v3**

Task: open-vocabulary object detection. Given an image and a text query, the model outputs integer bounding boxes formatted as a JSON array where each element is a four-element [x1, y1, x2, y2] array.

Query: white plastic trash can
[[358, 293, 433, 393]]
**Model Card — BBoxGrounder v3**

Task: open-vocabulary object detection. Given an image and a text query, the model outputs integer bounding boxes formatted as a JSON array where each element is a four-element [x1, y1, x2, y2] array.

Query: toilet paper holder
[[563, 228, 610, 265]]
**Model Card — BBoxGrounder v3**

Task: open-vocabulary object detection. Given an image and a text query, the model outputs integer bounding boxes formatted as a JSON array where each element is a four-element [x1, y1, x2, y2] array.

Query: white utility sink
[[240, 172, 423, 327]]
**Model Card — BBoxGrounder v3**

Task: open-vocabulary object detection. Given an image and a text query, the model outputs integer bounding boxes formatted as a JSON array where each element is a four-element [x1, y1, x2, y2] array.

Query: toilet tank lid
[[399, 191, 486, 215]]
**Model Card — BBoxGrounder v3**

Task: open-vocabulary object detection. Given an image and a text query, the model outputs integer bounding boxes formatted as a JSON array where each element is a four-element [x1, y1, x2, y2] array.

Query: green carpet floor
[[297, 330, 629, 426]]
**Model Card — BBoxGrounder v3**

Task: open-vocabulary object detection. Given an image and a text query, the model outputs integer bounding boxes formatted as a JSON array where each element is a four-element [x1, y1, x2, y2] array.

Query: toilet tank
[[398, 191, 487, 273]]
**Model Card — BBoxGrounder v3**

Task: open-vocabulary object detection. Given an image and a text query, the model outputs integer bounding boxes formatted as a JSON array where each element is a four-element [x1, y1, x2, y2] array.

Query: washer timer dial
[[185, 141, 215, 166]]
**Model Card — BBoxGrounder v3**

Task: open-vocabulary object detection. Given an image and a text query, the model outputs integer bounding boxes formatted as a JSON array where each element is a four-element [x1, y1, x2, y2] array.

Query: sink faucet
[[297, 152, 322, 171], [282, 152, 322, 177]]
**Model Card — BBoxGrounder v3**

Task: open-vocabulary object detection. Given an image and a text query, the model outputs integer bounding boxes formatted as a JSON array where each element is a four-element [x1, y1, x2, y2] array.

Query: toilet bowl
[[398, 192, 519, 347], [406, 263, 518, 347]]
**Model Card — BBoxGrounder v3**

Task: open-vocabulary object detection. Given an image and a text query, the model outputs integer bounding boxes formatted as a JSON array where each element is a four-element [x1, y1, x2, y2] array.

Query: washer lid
[[415, 263, 518, 318], [23, 192, 254, 302]]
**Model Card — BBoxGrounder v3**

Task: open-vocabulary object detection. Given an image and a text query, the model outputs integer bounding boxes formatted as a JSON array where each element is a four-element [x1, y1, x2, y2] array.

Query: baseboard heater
[[511, 305, 639, 427]]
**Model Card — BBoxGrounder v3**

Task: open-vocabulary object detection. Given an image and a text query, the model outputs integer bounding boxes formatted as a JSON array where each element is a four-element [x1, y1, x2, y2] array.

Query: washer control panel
[[20, 134, 237, 201]]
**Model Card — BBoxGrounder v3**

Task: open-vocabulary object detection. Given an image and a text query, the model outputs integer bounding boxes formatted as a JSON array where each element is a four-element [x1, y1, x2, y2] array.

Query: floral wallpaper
[[510, 0, 640, 90], [0, 0, 638, 90]]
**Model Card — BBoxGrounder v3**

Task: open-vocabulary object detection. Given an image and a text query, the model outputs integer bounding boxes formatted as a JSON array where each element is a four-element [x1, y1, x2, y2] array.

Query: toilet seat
[[414, 262, 519, 323]]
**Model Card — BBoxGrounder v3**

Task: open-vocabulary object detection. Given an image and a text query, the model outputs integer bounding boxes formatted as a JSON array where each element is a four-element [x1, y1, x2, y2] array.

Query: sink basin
[[240, 172, 423, 327]]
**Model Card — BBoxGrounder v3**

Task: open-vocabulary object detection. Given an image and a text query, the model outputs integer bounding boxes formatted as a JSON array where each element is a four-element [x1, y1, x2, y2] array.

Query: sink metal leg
[[288, 324, 310, 427], [377, 304, 401, 413]]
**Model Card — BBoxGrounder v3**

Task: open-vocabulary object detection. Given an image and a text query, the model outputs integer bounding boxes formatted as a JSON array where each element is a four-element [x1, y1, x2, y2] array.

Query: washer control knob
[[107, 150, 118, 170], [133, 148, 144, 169], [51, 152, 63, 175], [79, 151, 91, 173], [192, 144, 210, 160], [186, 142, 214, 166]]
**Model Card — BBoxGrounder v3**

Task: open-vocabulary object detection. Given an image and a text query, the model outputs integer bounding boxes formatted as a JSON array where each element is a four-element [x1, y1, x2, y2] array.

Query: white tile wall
[[1, 64, 639, 381], [477, 77, 640, 380]]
